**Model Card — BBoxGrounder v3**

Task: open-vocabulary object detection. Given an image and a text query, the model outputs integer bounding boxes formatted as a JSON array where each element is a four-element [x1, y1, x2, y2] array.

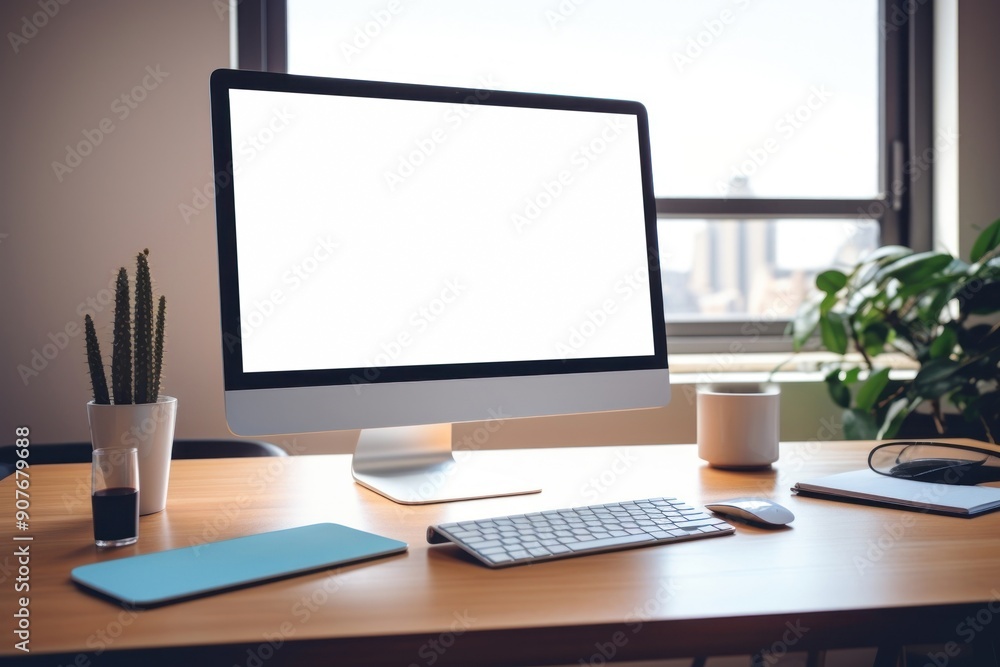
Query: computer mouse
[[704, 497, 794, 527]]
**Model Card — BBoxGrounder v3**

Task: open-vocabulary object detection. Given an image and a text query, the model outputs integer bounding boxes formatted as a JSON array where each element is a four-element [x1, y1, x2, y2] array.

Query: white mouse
[[704, 497, 795, 527]]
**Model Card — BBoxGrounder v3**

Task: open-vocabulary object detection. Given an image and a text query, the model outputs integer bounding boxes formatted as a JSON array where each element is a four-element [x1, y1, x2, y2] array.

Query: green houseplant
[[787, 219, 1000, 442], [84, 249, 176, 514]]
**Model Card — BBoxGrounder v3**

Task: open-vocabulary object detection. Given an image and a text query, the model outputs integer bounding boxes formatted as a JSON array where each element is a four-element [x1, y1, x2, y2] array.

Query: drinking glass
[[92, 448, 139, 547]]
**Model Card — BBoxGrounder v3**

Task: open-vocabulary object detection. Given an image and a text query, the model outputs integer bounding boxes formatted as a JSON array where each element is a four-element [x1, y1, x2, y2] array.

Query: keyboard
[[426, 497, 735, 568]]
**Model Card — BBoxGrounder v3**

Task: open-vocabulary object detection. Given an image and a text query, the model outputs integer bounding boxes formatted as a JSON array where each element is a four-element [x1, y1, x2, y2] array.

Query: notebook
[[71, 523, 407, 606], [792, 469, 1000, 517]]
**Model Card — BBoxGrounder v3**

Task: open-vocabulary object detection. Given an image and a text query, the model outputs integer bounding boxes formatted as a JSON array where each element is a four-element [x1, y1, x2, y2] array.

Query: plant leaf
[[924, 283, 956, 325], [826, 376, 851, 409], [957, 324, 997, 353], [856, 368, 891, 412], [860, 245, 913, 265], [945, 257, 971, 275], [844, 285, 878, 318], [820, 292, 839, 315], [929, 327, 957, 360], [958, 281, 1000, 316], [876, 398, 914, 440], [861, 322, 890, 358], [967, 393, 1000, 443], [877, 251, 954, 285], [843, 409, 878, 440], [816, 270, 848, 295], [971, 323, 1000, 352], [970, 218, 1000, 263], [819, 312, 849, 355], [791, 298, 822, 351], [896, 273, 965, 302], [913, 358, 964, 399]]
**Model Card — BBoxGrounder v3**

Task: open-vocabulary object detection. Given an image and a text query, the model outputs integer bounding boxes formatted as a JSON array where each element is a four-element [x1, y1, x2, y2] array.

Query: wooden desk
[[4, 440, 1000, 665]]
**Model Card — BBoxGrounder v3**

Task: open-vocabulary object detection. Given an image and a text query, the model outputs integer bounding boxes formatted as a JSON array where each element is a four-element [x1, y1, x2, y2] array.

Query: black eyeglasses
[[868, 442, 1000, 485]]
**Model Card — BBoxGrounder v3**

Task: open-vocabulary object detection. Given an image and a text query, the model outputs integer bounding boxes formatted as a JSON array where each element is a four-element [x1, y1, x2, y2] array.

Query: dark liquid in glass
[[92, 487, 139, 541]]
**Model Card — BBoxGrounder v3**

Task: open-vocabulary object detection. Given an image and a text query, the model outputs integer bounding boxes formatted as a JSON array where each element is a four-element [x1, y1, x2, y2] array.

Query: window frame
[[238, 0, 933, 353]]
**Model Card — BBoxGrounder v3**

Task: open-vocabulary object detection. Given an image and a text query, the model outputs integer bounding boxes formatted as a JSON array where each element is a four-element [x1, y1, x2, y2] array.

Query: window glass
[[659, 218, 879, 320], [288, 0, 880, 199]]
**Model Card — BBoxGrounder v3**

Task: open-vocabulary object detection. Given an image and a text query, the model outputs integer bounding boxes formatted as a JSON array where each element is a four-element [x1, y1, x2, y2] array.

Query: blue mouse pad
[[71, 523, 407, 606]]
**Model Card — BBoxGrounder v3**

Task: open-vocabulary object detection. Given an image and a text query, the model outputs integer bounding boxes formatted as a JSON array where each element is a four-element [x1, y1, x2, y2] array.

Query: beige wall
[[2, 2, 992, 456], [0, 1, 245, 446]]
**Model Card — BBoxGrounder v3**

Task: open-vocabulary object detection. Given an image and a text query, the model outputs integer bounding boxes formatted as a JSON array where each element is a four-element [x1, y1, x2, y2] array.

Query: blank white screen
[[230, 88, 655, 373]]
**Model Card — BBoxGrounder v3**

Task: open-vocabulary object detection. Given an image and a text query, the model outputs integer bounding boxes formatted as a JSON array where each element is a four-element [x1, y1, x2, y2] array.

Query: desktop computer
[[210, 69, 670, 505]]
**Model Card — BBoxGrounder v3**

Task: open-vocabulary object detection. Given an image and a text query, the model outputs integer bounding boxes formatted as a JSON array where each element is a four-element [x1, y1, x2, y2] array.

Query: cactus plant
[[85, 249, 167, 405], [134, 251, 153, 403], [152, 294, 166, 401], [84, 315, 110, 405], [111, 267, 132, 404]]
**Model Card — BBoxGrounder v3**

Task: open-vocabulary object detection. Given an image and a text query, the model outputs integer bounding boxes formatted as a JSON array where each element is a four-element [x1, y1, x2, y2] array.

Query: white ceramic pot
[[87, 396, 177, 515], [697, 384, 780, 469]]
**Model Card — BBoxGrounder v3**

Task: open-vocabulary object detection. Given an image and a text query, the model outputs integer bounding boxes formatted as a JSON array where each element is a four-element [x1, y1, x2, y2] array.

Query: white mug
[[697, 383, 780, 469]]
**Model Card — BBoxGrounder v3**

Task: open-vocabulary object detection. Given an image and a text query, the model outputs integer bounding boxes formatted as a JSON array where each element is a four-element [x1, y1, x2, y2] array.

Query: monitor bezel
[[210, 68, 667, 394]]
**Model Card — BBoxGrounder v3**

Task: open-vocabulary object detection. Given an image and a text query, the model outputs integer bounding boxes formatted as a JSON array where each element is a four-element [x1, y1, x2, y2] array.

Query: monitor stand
[[351, 424, 542, 504]]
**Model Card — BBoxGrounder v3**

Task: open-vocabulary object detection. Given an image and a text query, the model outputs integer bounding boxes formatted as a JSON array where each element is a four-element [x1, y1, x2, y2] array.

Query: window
[[239, 0, 928, 352]]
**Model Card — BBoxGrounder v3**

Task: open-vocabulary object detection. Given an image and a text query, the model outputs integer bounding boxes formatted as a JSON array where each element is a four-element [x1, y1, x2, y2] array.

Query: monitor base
[[351, 424, 541, 505]]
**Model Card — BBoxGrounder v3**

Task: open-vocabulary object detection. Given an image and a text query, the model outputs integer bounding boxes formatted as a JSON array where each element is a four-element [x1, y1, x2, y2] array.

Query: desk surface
[[4, 440, 1000, 665]]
